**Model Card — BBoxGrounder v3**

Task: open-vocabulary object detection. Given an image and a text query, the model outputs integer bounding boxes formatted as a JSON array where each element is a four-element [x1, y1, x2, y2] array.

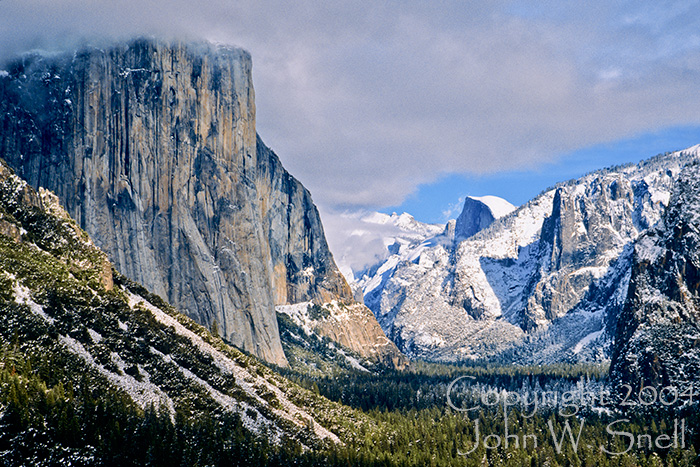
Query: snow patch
[[573, 330, 604, 354], [276, 301, 314, 335], [301, 266, 315, 277], [636, 235, 665, 263], [59, 335, 175, 421], [13, 283, 55, 324], [468, 195, 517, 219], [680, 143, 700, 157], [413, 332, 446, 348], [128, 292, 340, 443], [336, 348, 369, 372], [148, 346, 267, 436], [87, 329, 102, 343]]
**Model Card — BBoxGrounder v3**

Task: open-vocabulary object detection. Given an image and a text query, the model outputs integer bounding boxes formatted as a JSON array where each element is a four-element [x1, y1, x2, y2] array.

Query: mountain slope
[[345, 213, 444, 331], [362, 146, 700, 362], [610, 160, 700, 389], [0, 158, 340, 434], [276, 300, 405, 369], [0, 39, 397, 367], [0, 156, 404, 464]]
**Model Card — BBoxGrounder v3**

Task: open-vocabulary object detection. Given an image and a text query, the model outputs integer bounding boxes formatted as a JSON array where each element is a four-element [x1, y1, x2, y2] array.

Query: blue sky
[[384, 125, 700, 223]]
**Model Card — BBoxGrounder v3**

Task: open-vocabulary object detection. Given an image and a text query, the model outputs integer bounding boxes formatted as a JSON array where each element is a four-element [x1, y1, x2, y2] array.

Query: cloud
[[2, 0, 700, 214], [441, 196, 466, 222], [317, 209, 401, 280]]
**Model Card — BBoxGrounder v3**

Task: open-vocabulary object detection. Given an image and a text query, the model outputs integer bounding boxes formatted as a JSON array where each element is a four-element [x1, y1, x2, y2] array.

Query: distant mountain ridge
[[345, 196, 514, 336], [355, 145, 700, 367]]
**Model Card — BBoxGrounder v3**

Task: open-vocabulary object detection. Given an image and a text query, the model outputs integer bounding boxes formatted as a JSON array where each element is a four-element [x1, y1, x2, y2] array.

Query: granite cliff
[[356, 146, 700, 362], [0, 38, 396, 367], [610, 161, 700, 389], [454, 196, 515, 240]]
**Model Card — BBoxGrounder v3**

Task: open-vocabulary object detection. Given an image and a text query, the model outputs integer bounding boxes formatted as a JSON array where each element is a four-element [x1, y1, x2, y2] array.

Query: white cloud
[[2, 1, 700, 213], [441, 196, 465, 221], [318, 209, 399, 277]]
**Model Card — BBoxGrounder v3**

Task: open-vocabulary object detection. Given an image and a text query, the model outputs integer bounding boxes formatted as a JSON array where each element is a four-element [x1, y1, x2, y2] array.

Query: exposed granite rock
[[0, 217, 21, 242], [523, 173, 641, 330], [455, 197, 496, 240], [312, 303, 406, 368], [256, 137, 353, 306], [359, 148, 698, 362], [278, 301, 407, 368], [610, 162, 700, 389], [0, 38, 371, 366], [258, 137, 406, 365]]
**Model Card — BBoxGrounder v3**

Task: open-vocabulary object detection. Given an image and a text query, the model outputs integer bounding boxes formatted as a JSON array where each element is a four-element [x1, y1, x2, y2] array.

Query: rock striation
[[610, 161, 700, 389], [0, 38, 385, 366], [358, 147, 700, 362]]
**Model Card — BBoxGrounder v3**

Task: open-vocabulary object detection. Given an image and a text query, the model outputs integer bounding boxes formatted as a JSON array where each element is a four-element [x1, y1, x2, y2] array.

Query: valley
[[0, 37, 698, 466]]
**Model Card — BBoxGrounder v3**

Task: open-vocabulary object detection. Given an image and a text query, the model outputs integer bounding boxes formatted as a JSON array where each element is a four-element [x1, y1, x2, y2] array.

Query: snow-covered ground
[[129, 292, 341, 443]]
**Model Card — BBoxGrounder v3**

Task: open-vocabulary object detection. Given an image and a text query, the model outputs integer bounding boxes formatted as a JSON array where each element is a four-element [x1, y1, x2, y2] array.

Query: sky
[[391, 125, 700, 222], [2, 0, 700, 270]]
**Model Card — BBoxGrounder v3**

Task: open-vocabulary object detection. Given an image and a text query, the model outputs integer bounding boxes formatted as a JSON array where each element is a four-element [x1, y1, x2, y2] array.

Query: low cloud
[[2, 1, 700, 214], [318, 209, 404, 279]]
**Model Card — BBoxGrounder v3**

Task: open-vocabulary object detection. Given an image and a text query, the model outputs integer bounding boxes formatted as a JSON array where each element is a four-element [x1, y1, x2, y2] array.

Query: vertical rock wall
[[0, 39, 353, 366], [610, 162, 700, 388]]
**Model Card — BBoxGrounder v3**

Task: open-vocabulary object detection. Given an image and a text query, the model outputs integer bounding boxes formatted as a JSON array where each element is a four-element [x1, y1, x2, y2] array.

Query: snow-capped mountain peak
[[455, 195, 517, 240], [358, 145, 700, 363], [467, 195, 516, 219], [323, 209, 444, 283]]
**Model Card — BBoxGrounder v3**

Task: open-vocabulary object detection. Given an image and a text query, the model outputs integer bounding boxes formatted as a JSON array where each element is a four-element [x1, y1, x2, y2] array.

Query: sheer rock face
[[522, 173, 642, 330], [0, 39, 357, 366], [361, 148, 700, 362], [610, 162, 700, 389], [454, 197, 496, 240], [312, 303, 406, 368], [255, 138, 353, 306]]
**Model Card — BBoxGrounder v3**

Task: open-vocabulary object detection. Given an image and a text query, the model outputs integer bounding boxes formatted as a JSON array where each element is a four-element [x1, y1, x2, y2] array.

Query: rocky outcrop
[[256, 137, 353, 306], [0, 38, 365, 366], [358, 147, 700, 362], [455, 196, 514, 240], [610, 161, 700, 389], [0, 158, 114, 292], [523, 172, 648, 330], [313, 303, 406, 368], [277, 301, 407, 369], [455, 197, 495, 239]]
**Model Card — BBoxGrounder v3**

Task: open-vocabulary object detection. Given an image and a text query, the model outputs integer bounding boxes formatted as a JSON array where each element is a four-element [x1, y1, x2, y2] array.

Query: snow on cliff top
[[468, 195, 517, 219]]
